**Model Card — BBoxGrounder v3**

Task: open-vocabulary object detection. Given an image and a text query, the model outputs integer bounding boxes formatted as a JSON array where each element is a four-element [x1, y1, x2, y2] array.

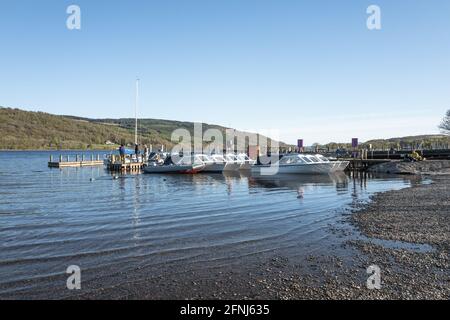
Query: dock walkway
[[48, 154, 104, 168], [48, 154, 144, 172]]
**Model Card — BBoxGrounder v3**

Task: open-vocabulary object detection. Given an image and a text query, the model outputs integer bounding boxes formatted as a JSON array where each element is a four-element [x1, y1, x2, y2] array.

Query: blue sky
[[1, 0, 449, 144]]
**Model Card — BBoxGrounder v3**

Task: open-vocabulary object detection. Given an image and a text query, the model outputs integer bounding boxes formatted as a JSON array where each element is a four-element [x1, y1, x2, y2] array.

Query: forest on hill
[[0, 107, 287, 150]]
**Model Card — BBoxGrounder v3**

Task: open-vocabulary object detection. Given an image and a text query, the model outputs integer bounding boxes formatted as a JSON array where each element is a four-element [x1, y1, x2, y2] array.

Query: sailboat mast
[[135, 78, 139, 145]]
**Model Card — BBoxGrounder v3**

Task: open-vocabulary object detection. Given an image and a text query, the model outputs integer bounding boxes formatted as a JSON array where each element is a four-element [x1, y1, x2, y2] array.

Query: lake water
[[0, 151, 422, 299]]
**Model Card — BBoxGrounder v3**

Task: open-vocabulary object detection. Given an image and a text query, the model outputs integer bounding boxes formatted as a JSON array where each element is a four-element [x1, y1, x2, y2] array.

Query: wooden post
[[50, 155, 53, 162], [59, 155, 63, 162]]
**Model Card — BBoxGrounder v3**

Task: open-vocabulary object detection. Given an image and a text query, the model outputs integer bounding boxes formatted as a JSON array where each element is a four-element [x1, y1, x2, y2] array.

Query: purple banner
[[352, 138, 359, 148], [297, 139, 303, 148]]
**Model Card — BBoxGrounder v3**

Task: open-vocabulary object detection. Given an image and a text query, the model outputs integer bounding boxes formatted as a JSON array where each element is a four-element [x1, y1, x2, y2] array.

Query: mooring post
[[67, 155, 70, 162], [76, 154, 79, 162], [50, 155, 53, 162], [97, 154, 100, 161], [59, 155, 63, 162], [91, 154, 94, 161]]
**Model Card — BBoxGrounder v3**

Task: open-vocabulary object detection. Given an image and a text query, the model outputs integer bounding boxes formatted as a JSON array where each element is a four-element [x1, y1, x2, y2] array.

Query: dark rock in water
[[368, 160, 450, 175]]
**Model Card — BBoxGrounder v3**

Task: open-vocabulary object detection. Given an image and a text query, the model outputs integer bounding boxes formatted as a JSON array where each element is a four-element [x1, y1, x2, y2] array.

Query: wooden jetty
[[345, 159, 394, 171], [48, 154, 103, 168], [105, 155, 143, 172], [48, 154, 143, 172]]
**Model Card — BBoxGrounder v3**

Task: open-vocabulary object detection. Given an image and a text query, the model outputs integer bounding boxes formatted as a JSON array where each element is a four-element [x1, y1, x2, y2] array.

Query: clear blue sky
[[1, 0, 449, 144]]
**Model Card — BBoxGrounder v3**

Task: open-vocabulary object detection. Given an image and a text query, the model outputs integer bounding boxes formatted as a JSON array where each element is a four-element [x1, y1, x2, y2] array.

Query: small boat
[[204, 154, 233, 172], [144, 155, 205, 174], [223, 154, 242, 171], [251, 154, 349, 175], [196, 154, 226, 173], [237, 153, 256, 170]]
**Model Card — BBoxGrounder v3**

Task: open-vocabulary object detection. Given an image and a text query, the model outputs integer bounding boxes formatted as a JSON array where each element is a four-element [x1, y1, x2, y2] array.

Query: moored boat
[[144, 155, 205, 174], [237, 153, 256, 170], [223, 154, 243, 171], [197, 154, 226, 173], [251, 154, 349, 175]]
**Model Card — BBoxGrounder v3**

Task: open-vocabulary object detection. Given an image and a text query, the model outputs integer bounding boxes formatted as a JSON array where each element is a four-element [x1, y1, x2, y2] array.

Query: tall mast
[[135, 78, 139, 145]]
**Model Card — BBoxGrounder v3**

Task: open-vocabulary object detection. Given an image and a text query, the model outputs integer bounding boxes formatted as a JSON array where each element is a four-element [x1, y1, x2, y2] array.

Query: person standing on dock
[[135, 143, 140, 162], [119, 144, 126, 163], [135, 144, 140, 155]]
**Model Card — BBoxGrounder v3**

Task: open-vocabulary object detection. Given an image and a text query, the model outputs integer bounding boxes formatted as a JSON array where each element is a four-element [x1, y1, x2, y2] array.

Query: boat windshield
[[237, 154, 249, 161], [226, 154, 238, 161], [317, 155, 330, 162], [301, 156, 313, 163], [196, 155, 211, 162], [212, 155, 225, 162], [279, 155, 307, 164], [307, 156, 320, 163], [178, 155, 201, 165]]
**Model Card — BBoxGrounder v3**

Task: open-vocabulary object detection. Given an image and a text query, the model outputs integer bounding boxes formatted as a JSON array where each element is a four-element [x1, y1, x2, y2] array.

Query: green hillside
[[0, 107, 287, 150]]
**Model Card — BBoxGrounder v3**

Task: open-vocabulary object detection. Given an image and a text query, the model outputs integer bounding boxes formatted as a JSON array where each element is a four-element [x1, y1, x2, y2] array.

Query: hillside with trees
[[0, 107, 288, 150], [2, 107, 449, 151]]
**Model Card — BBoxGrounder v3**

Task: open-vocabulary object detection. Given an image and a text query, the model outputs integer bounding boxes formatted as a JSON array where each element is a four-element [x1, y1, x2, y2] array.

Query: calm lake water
[[0, 151, 422, 298]]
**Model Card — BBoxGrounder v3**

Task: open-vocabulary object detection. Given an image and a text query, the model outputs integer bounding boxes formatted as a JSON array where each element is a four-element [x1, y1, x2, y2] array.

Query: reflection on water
[[248, 172, 349, 195], [0, 151, 423, 298]]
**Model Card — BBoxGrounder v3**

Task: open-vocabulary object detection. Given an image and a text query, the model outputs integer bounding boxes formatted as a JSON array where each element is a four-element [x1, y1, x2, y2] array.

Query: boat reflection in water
[[248, 172, 350, 199]]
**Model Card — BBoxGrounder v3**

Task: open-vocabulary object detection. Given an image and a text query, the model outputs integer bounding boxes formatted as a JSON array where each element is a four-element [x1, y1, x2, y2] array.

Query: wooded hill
[[1, 107, 447, 151], [0, 107, 288, 150]]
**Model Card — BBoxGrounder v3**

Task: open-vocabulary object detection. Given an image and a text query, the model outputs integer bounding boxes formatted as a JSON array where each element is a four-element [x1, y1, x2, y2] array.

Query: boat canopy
[[279, 154, 330, 165]]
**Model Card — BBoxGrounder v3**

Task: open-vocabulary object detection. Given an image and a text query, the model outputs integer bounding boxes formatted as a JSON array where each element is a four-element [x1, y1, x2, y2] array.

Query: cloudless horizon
[[1, 0, 449, 144]]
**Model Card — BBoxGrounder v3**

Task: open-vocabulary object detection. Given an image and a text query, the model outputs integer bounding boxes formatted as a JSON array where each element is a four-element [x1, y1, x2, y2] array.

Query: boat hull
[[251, 161, 349, 175], [239, 160, 256, 171], [144, 164, 205, 174], [223, 162, 241, 171], [202, 163, 226, 173]]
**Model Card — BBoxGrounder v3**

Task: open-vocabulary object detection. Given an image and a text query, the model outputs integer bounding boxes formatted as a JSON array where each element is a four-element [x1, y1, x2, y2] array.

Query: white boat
[[222, 154, 242, 171], [144, 155, 205, 174], [197, 154, 226, 173], [237, 153, 256, 170], [251, 154, 349, 175]]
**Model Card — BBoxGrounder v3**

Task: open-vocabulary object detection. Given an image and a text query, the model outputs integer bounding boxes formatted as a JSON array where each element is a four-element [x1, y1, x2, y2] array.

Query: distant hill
[[2, 107, 448, 151], [361, 135, 450, 150], [323, 134, 450, 150], [0, 107, 289, 150]]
